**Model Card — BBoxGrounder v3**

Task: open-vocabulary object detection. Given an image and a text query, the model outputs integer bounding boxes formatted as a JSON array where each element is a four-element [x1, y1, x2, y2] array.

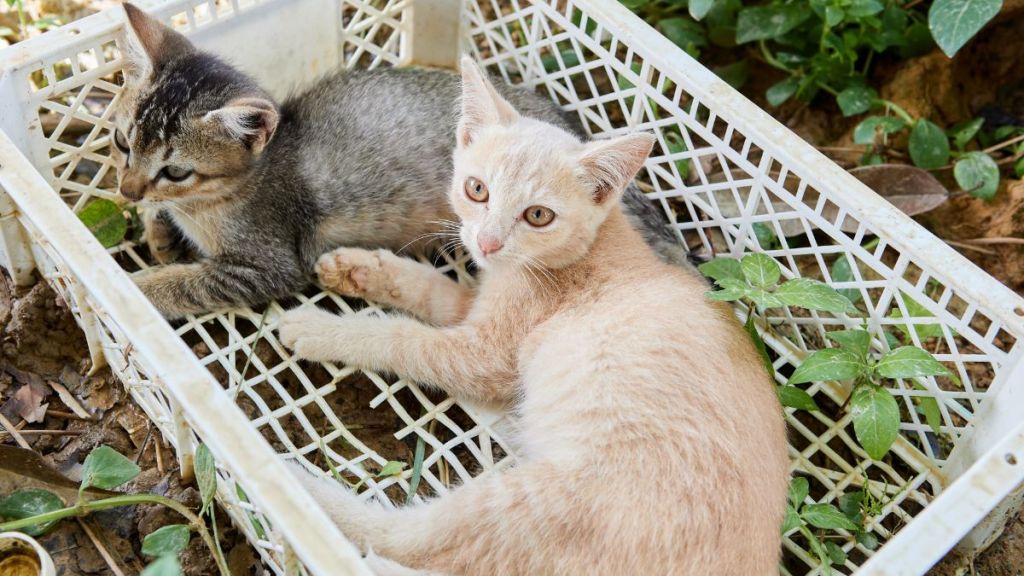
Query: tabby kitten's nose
[[119, 175, 147, 201], [478, 235, 503, 256]]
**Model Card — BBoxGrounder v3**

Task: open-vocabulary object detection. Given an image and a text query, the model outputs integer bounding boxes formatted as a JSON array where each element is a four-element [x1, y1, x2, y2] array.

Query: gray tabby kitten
[[114, 4, 689, 319]]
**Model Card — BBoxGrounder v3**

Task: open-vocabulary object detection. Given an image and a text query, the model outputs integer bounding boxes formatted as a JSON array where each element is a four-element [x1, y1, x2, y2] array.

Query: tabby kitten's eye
[[464, 177, 488, 203], [523, 205, 555, 227], [160, 165, 194, 182], [113, 129, 130, 154]]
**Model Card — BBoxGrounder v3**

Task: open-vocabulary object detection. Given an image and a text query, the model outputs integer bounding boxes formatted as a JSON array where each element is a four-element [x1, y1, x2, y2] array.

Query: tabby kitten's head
[[451, 57, 655, 270], [111, 4, 278, 205]]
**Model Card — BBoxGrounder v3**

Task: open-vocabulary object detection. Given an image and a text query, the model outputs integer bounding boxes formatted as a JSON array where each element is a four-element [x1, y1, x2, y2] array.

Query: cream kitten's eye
[[113, 129, 130, 154], [523, 205, 555, 227], [160, 165, 194, 182], [464, 177, 489, 202]]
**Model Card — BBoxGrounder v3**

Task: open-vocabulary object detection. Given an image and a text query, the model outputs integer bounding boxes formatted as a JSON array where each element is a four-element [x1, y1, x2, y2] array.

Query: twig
[[0, 412, 30, 449], [944, 240, 998, 255], [49, 380, 93, 420], [0, 429, 81, 437], [46, 409, 87, 420], [155, 437, 165, 475], [982, 133, 1024, 155], [77, 518, 127, 576], [958, 237, 1024, 245], [134, 426, 153, 465]]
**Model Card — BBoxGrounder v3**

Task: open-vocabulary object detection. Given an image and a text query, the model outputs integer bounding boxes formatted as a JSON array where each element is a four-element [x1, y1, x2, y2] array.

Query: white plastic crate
[[1, 0, 1023, 574]]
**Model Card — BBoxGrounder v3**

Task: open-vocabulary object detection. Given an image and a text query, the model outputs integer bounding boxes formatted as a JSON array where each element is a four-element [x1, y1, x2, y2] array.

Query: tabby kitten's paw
[[316, 248, 400, 301], [144, 214, 184, 265]]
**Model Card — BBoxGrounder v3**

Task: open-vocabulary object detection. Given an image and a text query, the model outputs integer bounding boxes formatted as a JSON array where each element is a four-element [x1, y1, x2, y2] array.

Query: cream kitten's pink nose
[[477, 235, 504, 256]]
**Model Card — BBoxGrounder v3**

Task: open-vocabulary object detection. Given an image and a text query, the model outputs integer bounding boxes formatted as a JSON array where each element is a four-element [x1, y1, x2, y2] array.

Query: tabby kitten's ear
[[578, 133, 656, 205], [203, 97, 280, 155], [122, 3, 195, 80], [457, 56, 520, 148]]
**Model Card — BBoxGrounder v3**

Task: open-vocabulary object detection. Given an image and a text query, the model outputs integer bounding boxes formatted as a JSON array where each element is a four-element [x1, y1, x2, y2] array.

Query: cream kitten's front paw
[[277, 307, 341, 348], [316, 248, 398, 300]]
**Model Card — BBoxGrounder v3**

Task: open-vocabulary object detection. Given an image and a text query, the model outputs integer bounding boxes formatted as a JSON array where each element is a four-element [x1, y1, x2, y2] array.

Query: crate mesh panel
[[1, 0, 1020, 574]]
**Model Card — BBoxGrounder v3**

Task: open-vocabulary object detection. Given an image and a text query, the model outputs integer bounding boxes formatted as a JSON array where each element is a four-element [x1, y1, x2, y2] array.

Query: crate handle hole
[[1006, 453, 1018, 466], [1015, 306, 1024, 317], [68, 28, 81, 35]]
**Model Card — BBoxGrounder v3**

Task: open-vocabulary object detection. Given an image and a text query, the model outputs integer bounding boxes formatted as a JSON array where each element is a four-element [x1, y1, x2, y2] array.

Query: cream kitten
[[277, 57, 789, 575]]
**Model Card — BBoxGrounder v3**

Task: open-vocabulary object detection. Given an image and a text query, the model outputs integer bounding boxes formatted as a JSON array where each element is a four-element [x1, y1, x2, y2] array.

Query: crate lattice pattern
[[2, 0, 1019, 574]]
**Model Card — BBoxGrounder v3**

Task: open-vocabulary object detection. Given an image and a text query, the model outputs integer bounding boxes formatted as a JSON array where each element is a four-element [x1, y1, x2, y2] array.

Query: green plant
[[783, 477, 881, 574], [699, 252, 955, 459], [0, 444, 230, 576]]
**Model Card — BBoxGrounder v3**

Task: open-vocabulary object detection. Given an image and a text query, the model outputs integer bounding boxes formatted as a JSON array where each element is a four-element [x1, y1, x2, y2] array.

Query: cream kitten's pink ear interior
[[578, 133, 656, 205], [122, 3, 194, 79], [203, 98, 280, 154], [457, 56, 520, 147]]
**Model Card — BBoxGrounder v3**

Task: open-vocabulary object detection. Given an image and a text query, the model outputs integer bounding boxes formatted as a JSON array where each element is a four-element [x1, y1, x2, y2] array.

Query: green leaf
[[661, 18, 708, 51], [781, 504, 802, 534], [378, 461, 406, 477], [699, 257, 744, 282], [690, 0, 716, 20], [747, 287, 785, 309], [826, 330, 871, 359], [889, 296, 946, 340], [81, 445, 141, 491], [954, 151, 1000, 199], [788, 477, 809, 507], [235, 484, 266, 540], [1015, 156, 1024, 179], [746, 315, 775, 378], [825, 5, 845, 27], [808, 534, 833, 574], [195, 444, 217, 516], [775, 278, 857, 314], [788, 349, 867, 384], [753, 223, 778, 249], [917, 394, 943, 435], [876, 346, 957, 381], [928, 0, 1003, 57], [949, 118, 985, 150], [736, 5, 812, 43], [713, 60, 749, 89], [77, 198, 128, 249], [850, 384, 901, 460], [766, 77, 800, 107], [142, 524, 191, 557], [778, 385, 820, 411], [706, 277, 748, 301], [825, 541, 848, 565], [0, 489, 65, 536], [665, 132, 691, 181], [847, 0, 884, 16], [853, 116, 907, 145], [837, 86, 877, 117], [802, 503, 861, 531], [141, 554, 182, 576], [830, 256, 862, 304], [857, 530, 880, 550], [909, 119, 951, 170], [741, 253, 781, 288], [541, 49, 580, 73], [837, 491, 864, 522]]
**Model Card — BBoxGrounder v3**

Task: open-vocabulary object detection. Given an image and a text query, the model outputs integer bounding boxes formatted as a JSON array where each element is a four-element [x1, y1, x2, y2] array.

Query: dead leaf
[[703, 165, 949, 238], [11, 382, 50, 423], [848, 164, 949, 220]]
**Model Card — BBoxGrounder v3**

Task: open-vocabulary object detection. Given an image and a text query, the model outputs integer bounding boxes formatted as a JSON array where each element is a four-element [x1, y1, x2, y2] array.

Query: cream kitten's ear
[[457, 56, 520, 147], [203, 98, 280, 155], [122, 3, 195, 80], [578, 133, 656, 205]]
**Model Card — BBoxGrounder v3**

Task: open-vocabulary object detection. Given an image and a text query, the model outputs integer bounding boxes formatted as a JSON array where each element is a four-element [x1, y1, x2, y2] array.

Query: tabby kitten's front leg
[[316, 247, 474, 325], [134, 252, 305, 319], [278, 307, 516, 405]]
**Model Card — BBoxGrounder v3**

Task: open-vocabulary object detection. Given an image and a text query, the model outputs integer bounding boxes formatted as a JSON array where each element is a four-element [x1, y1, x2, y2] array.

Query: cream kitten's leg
[[278, 307, 515, 405], [316, 248, 473, 326]]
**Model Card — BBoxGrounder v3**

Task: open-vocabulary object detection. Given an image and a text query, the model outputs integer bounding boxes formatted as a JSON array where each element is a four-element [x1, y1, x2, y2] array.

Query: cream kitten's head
[[452, 57, 655, 270], [110, 4, 278, 206]]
